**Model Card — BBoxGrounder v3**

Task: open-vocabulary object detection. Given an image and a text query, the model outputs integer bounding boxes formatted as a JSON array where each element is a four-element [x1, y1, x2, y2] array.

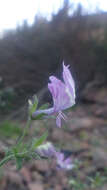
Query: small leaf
[[39, 103, 50, 110], [29, 95, 38, 116], [31, 103, 50, 120], [32, 131, 48, 150], [31, 113, 45, 120], [32, 95, 38, 111]]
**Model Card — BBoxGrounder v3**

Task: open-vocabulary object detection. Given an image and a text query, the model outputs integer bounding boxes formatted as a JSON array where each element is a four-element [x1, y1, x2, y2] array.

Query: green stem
[[0, 154, 14, 167], [17, 117, 32, 145], [0, 118, 32, 168], [16, 151, 29, 157], [0, 151, 30, 168]]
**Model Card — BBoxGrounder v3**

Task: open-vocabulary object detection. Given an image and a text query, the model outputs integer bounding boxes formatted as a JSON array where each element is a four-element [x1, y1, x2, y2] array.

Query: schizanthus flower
[[36, 142, 74, 170], [32, 62, 75, 127]]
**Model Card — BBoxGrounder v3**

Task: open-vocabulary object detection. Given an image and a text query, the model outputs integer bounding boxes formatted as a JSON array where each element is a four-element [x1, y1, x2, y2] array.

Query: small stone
[[33, 160, 50, 172], [29, 183, 44, 190], [32, 171, 43, 182]]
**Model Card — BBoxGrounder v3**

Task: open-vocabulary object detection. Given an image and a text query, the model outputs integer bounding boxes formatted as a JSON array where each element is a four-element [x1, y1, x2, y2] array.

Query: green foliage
[[69, 159, 107, 189], [39, 103, 50, 110], [0, 154, 14, 168], [31, 102, 50, 120], [69, 170, 107, 190], [69, 179, 87, 190], [15, 156, 23, 170], [31, 131, 48, 150], [0, 97, 49, 169], [0, 130, 48, 169], [88, 172, 107, 189], [0, 87, 16, 113], [0, 121, 22, 138], [28, 95, 38, 117]]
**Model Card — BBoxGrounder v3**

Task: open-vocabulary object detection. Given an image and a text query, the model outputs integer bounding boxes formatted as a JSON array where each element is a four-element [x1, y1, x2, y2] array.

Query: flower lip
[[55, 152, 74, 170]]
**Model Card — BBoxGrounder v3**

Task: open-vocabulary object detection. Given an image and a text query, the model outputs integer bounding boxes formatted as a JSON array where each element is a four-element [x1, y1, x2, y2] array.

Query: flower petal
[[55, 152, 64, 161], [56, 113, 62, 128], [63, 62, 75, 105], [55, 152, 74, 170], [32, 107, 54, 118], [36, 142, 57, 158], [48, 76, 74, 112]]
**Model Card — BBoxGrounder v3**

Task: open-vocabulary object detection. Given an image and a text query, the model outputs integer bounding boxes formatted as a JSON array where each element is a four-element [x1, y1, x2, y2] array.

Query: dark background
[[0, 1, 107, 114]]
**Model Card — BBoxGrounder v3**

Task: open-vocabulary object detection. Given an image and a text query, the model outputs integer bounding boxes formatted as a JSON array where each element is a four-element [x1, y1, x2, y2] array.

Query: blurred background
[[0, 0, 107, 190]]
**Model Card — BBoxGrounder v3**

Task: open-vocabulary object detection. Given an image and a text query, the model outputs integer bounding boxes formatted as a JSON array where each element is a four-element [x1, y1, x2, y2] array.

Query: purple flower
[[36, 142, 57, 158], [55, 152, 74, 170], [36, 142, 74, 170], [32, 62, 75, 127]]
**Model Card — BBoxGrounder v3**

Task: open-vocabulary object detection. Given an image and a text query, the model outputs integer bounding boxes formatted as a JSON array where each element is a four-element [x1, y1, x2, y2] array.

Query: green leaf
[[5, 148, 13, 157], [0, 154, 14, 167], [32, 131, 48, 150], [14, 142, 28, 153], [31, 103, 50, 120], [31, 113, 45, 120], [39, 103, 50, 110], [15, 156, 23, 170]]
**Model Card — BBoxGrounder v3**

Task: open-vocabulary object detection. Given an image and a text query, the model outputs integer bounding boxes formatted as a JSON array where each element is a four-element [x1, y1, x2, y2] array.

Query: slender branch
[[0, 154, 14, 167], [17, 118, 32, 145]]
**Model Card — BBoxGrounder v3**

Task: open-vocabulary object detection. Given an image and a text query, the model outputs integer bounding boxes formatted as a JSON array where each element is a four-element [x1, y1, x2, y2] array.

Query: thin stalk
[[0, 154, 14, 167], [17, 117, 32, 145]]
